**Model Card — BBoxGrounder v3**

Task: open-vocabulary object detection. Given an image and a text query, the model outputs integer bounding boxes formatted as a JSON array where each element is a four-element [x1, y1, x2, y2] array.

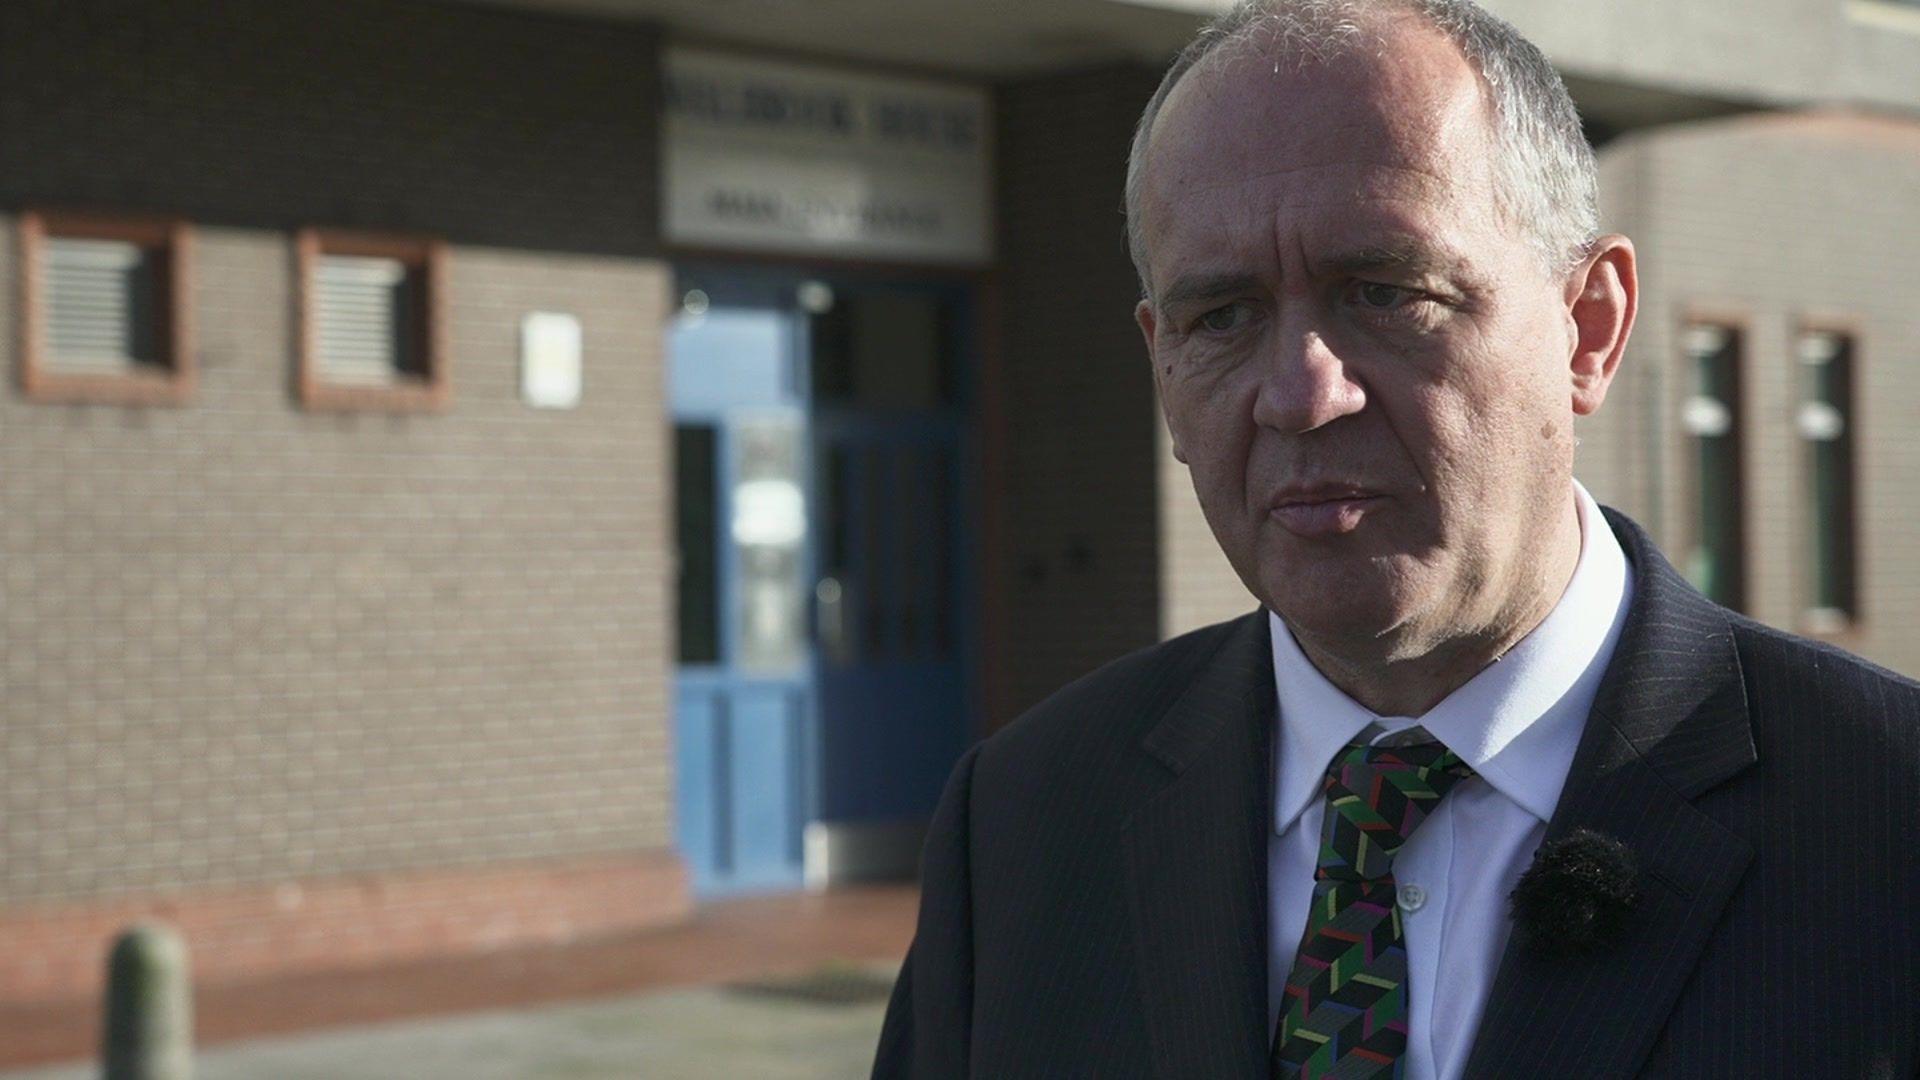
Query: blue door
[[670, 301, 814, 897], [807, 281, 974, 878], [671, 271, 972, 898]]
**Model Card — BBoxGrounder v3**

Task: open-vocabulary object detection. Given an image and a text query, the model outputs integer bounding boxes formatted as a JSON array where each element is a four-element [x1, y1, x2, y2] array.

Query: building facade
[[2, 0, 1916, 1010]]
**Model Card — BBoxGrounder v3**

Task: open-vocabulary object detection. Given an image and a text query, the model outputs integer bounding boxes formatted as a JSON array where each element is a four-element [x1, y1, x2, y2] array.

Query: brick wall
[[1586, 110, 1920, 676], [0, 0, 686, 1001], [0, 0, 659, 256], [1157, 412, 1260, 637], [993, 64, 1168, 721], [0, 853, 685, 1005], [0, 222, 687, 991], [1579, 132, 1658, 518]]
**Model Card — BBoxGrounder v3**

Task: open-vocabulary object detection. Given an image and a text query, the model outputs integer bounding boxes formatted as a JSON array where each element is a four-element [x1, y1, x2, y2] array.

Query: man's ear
[[1565, 235, 1637, 417], [1136, 298, 1187, 464]]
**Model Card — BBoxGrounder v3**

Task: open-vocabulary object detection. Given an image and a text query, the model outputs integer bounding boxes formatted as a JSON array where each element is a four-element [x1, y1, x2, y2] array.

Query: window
[[677, 423, 721, 665], [809, 288, 956, 409], [295, 228, 447, 411], [1679, 322, 1745, 611], [730, 415, 808, 673], [18, 209, 193, 405], [1797, 329, 1858, 628]]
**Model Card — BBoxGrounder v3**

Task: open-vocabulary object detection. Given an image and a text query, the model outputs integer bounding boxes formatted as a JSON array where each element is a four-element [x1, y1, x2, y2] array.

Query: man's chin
[[1269, 600, 1407, 650], [1257, 567, 1421, 649]]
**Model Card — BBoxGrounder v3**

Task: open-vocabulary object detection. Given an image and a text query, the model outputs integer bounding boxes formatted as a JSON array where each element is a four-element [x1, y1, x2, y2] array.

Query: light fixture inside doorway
[[797, 280, 835, 314]]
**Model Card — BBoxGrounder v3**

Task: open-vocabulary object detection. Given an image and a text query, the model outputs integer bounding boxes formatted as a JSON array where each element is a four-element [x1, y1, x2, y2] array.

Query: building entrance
[[669, 269, 973, 898]]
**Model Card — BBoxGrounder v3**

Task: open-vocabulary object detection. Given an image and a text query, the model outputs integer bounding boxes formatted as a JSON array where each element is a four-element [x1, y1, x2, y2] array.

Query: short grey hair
[[1124, 0, 1599, 295]]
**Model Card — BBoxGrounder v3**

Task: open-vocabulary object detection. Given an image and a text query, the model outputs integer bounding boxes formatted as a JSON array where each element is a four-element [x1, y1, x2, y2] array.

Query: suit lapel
[[1464, 509, 1757, 1078], [1123, 611, 1274, 1080]]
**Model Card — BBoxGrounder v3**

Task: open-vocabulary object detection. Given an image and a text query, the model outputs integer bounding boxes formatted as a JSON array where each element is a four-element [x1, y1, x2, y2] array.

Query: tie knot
[[1316, 728, 1475, 882]]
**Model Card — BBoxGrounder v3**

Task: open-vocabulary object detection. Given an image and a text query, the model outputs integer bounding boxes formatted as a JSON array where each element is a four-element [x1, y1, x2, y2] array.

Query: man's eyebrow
[[1320, 245, 1468, 279], [1157, 272, 1260, 311]]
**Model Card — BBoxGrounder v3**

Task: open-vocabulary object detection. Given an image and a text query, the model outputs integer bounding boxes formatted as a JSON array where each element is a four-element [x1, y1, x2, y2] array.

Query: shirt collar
[[1270, 480, 1634, 835]]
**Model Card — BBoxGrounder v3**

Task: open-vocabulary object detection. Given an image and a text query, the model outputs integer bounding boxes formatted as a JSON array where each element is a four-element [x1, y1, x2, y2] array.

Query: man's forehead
[[1138, 24, 1500, 285], [1155, 164, 1460, 223], [1147, 31, 1489, 187], [1140, 153, 1478, 275]]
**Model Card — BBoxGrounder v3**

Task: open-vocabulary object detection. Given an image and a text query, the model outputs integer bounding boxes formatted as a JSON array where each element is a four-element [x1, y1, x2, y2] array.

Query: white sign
[[663, 49, 992, 265], [521, 312, 582, 409]]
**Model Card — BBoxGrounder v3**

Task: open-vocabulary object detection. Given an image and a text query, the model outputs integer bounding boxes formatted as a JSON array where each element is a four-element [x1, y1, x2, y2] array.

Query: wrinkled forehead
[[1138, 22, 1501, 259]]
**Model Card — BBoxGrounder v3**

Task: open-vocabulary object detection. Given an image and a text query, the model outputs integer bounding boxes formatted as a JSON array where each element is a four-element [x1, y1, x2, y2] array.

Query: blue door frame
[[669, 269, 976, 898]]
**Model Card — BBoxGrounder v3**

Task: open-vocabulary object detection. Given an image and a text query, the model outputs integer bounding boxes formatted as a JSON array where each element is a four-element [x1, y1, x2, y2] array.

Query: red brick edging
[[0, 851, 690, 1006]]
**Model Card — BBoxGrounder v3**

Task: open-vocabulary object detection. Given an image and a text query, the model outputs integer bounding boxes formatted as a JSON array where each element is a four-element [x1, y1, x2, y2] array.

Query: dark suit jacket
[[873, 509, 1920, 1078]]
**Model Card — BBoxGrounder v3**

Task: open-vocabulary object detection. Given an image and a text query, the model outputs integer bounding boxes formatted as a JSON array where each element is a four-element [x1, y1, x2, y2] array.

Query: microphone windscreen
[[1509, 826, 1639, 957]]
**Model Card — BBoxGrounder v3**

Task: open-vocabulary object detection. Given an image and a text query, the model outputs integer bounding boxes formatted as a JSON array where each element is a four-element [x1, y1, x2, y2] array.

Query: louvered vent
[[45, 237, 160, 373], [315, 255, 418, 385]]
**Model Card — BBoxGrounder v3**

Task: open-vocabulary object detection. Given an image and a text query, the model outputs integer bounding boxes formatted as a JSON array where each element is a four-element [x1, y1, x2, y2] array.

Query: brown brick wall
[[1157, 414, 1260, 637], [1580, 136, 1657, 517], [0, 0, 687, 993], [2, 222, 680, 902], [993, 64, 1168, 721]]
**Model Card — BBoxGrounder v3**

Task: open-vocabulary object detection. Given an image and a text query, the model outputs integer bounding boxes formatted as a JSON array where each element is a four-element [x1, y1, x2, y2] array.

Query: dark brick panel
[[993, 64, 1166, 720], [0, 0, 660, 256]]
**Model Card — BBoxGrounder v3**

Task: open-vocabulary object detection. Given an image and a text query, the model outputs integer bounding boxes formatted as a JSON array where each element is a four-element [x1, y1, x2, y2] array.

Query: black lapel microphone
[[1508, 826, 1640, 957]]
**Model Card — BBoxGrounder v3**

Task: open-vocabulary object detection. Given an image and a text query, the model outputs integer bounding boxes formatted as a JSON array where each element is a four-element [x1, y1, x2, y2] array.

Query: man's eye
[[1355, 282, 1413, 309], [1198, 303, 1249, 332]]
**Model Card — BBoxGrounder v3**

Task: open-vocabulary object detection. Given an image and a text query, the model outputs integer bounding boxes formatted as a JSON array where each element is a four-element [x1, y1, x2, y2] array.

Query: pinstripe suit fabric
[[873, 509, 1920, 1078]]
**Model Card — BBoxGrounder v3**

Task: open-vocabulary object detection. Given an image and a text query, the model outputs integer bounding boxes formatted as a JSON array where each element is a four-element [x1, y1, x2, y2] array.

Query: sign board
[[663, 49, 992, 265], [521, 312, 582, 409]]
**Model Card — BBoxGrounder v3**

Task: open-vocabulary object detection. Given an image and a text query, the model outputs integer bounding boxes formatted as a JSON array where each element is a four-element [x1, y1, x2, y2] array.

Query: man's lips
[[1267, 488, 1385, 538]]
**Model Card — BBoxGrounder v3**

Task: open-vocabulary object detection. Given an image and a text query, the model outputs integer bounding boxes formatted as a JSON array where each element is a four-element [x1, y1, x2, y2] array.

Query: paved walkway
[[0, 886, 916, 1078], [0, 968, 895, 1080]]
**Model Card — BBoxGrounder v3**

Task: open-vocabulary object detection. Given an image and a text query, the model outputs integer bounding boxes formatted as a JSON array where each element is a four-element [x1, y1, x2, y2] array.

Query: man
[[874, 1, 1920, 1076]]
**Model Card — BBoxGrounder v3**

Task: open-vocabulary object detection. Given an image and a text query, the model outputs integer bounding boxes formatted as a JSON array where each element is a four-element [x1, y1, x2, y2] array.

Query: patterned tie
[[1271, 727, 1476, 1079]]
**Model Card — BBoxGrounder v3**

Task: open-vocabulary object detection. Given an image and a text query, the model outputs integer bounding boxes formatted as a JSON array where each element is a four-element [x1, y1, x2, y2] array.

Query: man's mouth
[[1267, 487, 1384, 538]]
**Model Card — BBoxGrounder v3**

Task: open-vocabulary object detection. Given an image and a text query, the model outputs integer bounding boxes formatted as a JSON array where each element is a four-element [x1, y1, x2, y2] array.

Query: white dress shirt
[[1267, 480, 1633, 1079]]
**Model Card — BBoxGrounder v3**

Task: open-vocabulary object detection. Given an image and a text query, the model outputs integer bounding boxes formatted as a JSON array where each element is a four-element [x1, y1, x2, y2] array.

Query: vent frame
[[18, 208, 195, 406], [295, 227, 448, 413]]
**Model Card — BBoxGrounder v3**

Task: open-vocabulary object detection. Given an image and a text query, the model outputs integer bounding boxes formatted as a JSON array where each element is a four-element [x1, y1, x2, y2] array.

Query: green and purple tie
[[1271, 728, 1475, 1080]]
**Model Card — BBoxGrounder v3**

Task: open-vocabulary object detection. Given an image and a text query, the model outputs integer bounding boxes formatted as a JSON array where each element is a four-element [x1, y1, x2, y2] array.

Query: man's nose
[[1249, 325, 1368, 433]]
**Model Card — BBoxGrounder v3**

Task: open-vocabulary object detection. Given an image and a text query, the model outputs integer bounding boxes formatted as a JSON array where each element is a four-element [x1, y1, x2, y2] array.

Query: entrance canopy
[[443, 0, 1205, 78], [453, 0, 1920, 133]]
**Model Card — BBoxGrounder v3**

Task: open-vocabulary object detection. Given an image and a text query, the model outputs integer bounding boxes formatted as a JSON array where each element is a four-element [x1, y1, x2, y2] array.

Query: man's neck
[[1292, 495, 1587, 718]]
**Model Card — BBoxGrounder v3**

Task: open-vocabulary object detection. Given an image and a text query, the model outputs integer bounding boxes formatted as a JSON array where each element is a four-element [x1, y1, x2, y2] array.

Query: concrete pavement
[[0, 965, 893, 1080], [0, 886, 915, 1079]]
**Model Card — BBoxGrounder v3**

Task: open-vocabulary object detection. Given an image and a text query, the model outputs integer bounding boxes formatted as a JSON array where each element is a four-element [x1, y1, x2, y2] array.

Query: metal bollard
[[102, 923, 193, 1080]]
